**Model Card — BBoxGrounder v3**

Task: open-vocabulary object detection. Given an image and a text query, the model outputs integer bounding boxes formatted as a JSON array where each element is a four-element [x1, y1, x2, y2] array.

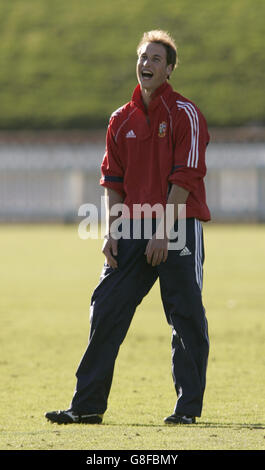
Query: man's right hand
[[102, 236, 118, 269]]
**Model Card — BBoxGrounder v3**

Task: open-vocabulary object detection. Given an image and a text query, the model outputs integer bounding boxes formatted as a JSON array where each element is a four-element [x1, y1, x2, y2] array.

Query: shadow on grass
[[102, 422, 265, 430]]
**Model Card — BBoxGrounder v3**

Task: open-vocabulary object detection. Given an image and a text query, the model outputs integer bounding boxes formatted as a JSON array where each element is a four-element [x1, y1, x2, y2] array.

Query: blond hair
[[137, 30, 178, 71]]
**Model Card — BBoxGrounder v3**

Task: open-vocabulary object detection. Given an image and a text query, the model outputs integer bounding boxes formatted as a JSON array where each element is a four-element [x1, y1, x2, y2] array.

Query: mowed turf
[[0, 223, 264, 450]]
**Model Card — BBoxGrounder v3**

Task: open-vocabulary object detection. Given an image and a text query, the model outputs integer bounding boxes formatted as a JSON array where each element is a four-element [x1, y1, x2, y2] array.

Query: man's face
[[136, 42, 172, 93]]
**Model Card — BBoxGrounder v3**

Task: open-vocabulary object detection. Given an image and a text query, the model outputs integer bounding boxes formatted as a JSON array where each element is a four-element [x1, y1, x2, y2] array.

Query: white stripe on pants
[[194, 219, 203, 291]]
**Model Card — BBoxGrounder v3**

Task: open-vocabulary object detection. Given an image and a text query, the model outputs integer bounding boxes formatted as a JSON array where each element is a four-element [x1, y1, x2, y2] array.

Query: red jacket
[[100, 81, 211, 221]]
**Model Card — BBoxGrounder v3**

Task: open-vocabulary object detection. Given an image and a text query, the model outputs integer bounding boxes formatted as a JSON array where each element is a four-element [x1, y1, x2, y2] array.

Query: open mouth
[[141, 69, 154, 80]]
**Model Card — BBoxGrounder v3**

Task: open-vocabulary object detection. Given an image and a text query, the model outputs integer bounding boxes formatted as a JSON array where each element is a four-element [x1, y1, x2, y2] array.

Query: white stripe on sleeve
[[177, 101, 200, 168]]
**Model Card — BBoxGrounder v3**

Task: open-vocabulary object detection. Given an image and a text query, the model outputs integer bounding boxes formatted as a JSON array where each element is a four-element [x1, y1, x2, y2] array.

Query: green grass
[[0, 223, 264, 450], [0, 0, 264, 129]]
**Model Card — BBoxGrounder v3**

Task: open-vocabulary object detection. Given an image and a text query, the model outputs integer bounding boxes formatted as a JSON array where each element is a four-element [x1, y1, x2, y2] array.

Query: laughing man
[[46, 30, 210, 426]]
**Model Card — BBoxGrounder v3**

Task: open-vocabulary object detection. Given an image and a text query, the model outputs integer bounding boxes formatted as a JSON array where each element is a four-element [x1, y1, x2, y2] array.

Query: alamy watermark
[[78, 197, 187, 250]]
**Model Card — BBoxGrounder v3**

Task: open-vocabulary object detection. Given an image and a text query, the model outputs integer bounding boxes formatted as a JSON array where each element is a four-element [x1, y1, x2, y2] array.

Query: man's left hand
[[145, 235, 168, 267]]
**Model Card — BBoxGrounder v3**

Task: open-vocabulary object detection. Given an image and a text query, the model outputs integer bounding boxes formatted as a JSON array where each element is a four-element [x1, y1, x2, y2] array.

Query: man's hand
[[144, 184, 189, 267], [102, 236, 118, 269], [102, 187, 124, 269], [145, 234, 168, 267]]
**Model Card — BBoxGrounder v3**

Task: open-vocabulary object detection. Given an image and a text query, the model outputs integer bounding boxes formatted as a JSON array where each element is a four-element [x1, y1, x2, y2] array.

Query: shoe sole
[[79, 414, 103, 424], [164, 417, 196, 425], [45, 412, 103, 425], [45, 413, 73, 424]]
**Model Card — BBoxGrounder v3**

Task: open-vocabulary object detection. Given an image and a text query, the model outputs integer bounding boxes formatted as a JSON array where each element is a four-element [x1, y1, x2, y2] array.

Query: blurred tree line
[[0, 0, 264, 129]]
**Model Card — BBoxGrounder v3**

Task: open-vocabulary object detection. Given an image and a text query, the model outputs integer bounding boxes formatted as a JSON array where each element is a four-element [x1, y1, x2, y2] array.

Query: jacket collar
[[132, 81, 173, 113]]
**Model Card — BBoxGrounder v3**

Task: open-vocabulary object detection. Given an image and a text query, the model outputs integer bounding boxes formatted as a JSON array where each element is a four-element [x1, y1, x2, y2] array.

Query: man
[[45, 30, 210, 425]]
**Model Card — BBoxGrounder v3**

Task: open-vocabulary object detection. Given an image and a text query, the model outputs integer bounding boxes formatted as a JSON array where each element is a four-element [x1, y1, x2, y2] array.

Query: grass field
[[0, 223, 264, 450]]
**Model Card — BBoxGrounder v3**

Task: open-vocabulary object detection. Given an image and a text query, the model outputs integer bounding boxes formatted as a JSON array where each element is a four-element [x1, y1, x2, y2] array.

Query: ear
[[166, 64, 173, 80]]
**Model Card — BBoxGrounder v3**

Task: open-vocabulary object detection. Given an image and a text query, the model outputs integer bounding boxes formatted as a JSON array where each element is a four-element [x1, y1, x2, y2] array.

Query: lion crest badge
[[158, 121, 167, 138]]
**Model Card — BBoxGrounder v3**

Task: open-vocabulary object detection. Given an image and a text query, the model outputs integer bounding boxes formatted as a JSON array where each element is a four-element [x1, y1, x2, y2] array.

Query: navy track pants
[[70, 218, 209, 418]]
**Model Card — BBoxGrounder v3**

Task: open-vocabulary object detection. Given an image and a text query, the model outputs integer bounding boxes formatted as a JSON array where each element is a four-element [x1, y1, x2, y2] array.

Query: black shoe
[[45, 409, 103, 424], [164, 414, 196, 425]]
